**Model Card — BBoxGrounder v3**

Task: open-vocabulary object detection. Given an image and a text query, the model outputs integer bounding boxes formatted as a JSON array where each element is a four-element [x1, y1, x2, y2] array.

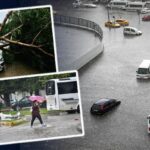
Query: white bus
[[45, 77, 80, 112], [107, 0, 128, 9], [136, 60, 150, 79], [125, 2, 146, 11]]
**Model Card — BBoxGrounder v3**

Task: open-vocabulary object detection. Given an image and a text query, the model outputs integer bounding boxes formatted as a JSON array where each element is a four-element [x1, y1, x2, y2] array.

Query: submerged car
[[116, 19, 129, 26], [142, 15, 150, 21], [123, 27, 142, 36], [105, 21, 120, 28], [90, 98, 121, 115]]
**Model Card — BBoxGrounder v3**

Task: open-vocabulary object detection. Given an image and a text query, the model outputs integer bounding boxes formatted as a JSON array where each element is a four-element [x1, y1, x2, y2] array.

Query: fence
[[54, 14, 103, 39]]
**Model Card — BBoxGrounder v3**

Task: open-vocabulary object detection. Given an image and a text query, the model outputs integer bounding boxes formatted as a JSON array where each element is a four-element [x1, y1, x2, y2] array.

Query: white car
[[140, 8, 150, 14], [147, 115, 150, 133], [123, 27, 142, 36], [73, 0, 97, 8], [0, 50, 5, 72]]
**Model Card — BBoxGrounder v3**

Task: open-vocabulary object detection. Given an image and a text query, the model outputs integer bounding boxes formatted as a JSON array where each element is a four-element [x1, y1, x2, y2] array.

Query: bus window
[[46, 81, 55, 95], [58, 81, 78, 94]]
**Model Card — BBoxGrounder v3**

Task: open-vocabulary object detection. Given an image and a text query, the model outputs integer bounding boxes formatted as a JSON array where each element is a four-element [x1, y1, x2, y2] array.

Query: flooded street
[[0, 61, 40, 78], [19, 1, 150, 150], [1, 0, 150, 149]]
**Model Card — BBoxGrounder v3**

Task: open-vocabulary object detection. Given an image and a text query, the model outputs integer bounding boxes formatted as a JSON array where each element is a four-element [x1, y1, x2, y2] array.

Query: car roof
[[124, 26, 137, 30], [95, 98, 116, 104]]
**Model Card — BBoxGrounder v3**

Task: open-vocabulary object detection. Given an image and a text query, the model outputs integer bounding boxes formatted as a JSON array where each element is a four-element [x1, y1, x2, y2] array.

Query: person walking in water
[[31, 100, 45, 128]]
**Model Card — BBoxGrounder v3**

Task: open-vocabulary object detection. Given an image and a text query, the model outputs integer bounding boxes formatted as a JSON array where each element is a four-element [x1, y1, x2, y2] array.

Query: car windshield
[[95, 99, 110, 104]]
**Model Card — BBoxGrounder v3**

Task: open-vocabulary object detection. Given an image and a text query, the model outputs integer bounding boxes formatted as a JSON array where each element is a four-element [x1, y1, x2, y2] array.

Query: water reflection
[[0, 61, 40, 78]]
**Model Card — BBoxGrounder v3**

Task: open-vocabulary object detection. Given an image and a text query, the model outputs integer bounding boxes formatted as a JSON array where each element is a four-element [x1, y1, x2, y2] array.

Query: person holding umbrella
[[29, 96, 46, 128]]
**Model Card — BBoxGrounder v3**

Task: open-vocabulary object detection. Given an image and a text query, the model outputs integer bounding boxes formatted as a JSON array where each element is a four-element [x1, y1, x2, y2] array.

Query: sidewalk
[[0, 113, 82, 144]]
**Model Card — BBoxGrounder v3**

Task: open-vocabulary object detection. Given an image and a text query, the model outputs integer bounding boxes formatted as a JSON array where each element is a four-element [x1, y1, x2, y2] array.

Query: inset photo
[[0, 71, 84, 145], [0, 5, 57, 78]]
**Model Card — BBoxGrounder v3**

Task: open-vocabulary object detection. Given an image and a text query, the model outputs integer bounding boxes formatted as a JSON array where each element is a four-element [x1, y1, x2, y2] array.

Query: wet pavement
[[0, 113, 81, 145], [4, 0, 150, 149]]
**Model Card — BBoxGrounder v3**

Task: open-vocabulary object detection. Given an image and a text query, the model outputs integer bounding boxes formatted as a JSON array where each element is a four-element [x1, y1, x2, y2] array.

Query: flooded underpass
[[0, 61, 40, 78]]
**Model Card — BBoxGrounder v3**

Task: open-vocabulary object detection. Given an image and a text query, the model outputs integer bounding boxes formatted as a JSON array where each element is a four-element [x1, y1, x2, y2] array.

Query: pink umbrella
[[29, 96, 45, 103]]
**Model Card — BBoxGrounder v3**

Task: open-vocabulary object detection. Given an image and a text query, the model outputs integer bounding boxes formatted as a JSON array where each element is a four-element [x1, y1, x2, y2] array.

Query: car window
[[131, 29, 135, 32], [124, 28, 130, 31]]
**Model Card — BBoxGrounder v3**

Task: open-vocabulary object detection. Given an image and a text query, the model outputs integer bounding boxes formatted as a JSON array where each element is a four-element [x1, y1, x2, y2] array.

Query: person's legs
[[31, 115, 36, 127], [37, 114, 43, 125]]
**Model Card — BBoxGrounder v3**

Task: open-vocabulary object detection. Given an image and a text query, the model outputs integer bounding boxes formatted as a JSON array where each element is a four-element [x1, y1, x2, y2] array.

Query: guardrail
[[54, 14, 103, 39]]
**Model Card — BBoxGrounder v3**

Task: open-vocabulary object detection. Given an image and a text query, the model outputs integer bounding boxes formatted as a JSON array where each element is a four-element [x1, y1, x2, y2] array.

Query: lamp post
[[107, 7, 110, 21]]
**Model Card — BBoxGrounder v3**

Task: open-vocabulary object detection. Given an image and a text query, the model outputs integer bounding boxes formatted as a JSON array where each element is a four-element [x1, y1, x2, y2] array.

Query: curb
[[0, 119, 26, 127]]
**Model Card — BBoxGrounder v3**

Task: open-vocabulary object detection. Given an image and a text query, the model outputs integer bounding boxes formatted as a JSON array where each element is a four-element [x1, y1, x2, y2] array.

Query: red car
[[142, 15, 150, 21]]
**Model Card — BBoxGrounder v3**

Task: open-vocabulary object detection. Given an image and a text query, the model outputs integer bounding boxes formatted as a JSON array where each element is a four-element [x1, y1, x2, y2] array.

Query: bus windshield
[[58, 81, 78, 94], [138, 68, 149, 74]]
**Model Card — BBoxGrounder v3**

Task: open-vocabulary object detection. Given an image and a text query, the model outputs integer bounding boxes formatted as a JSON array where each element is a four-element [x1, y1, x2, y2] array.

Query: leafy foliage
[[0, 7, 56, 72]]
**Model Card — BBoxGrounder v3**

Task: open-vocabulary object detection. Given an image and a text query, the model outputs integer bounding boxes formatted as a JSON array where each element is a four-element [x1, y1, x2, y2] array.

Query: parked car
[[147, 115, 150, 133], [116, 19, 129, 26], [12, 96, 46, 111], [123, 27, 142, 35], [105, 21, 120, 28], [0, 50, 5, 72], [90, 98, 121, 115], [142, 15, 150, 21]]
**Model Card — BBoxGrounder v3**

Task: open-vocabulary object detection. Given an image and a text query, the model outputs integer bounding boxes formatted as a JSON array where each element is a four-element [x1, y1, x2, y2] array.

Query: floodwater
[[0, 61, 40, 78], [8, 0, 150, 150]]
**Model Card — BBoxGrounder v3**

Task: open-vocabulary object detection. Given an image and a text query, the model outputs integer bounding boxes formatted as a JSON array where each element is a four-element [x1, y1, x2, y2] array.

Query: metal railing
[[54, 14, 103, 39]]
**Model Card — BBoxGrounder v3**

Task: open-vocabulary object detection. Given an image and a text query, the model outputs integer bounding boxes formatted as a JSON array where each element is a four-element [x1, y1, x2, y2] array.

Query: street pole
[[107, 7, 110, 21]]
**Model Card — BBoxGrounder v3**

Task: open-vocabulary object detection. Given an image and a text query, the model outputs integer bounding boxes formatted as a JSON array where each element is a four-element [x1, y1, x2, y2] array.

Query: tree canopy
[[0, 7, 56, 72], [0, 72, 76, 106]]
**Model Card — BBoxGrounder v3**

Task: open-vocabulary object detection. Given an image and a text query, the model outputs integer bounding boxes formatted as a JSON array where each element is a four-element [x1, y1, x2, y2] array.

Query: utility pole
[[107, 7, 110, 21]]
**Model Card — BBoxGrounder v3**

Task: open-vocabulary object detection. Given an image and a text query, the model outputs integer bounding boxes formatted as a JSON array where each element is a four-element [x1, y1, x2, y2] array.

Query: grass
[[1, 108, 48, 116], [1, 108, 67, 117]]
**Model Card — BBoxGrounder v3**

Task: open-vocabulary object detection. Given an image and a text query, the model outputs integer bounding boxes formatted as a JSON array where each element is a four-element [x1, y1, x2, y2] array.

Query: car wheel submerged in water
[[90, 98, 121, 115]]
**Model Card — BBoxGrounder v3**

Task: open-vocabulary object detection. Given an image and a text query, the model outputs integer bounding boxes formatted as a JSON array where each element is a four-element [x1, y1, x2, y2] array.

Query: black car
[[12, 96, 46, 111], [90, 98, 121, 115]]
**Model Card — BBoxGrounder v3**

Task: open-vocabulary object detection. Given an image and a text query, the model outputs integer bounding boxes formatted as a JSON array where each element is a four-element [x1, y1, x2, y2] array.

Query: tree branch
[[0, 37, 54, 58], [3, 24, 23, 38], [32, 22, 50, 44]]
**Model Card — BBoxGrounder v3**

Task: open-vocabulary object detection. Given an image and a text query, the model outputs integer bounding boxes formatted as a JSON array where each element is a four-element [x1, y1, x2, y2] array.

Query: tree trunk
[[3, 93, 10, 107]]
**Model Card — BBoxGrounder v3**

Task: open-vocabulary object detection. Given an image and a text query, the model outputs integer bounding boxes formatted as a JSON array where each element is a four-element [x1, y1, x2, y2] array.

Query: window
[[46, 81, 55, 95], [131, 29, 135, 32], [58, 81, 78, 94], [138, 68, 149, 74]]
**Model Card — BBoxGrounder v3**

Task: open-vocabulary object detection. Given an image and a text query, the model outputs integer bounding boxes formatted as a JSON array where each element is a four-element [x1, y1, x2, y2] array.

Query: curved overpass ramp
[[54, 14, 104, 71]]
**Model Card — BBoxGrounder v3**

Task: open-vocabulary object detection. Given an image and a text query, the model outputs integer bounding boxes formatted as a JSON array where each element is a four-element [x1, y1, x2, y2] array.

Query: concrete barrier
[[54, 14, 104, 71]]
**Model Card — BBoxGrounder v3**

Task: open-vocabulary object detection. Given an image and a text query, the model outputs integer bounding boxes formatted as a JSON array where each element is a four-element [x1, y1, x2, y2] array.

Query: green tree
[[0, 7, 56, 72]]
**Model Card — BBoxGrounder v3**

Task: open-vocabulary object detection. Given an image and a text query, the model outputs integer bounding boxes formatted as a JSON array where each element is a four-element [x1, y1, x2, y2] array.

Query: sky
[[0, 11, 9, 23]]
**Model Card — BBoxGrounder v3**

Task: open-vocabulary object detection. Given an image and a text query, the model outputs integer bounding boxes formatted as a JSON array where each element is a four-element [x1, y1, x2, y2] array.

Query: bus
[[107, 0, 128, 9], [45, 77, 80, 112], [136, 60, 150, 79], [125, 2, 146, 11]]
